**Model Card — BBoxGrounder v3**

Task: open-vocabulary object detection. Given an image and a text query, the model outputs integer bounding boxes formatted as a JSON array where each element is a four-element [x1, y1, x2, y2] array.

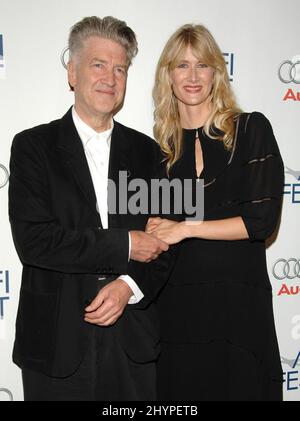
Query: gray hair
[[68, 16, 138, 66]]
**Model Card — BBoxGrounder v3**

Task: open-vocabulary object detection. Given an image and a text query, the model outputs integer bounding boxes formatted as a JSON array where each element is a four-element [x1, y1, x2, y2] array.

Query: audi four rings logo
[[0, 163, 9, 189], [278, 60, 300, 84], [0, 388, 13, 401], [273, 259, 300, 281], [60, 46, 69, 69]]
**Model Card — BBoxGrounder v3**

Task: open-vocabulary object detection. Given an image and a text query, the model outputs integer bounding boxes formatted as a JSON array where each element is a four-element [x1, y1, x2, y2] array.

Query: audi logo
[[278, 60, 300, 84], [0, 388, 13, 401], [61, 47, 74, 91], [0, 164, 9, 189], [60, 46, 69, 70], [272, 259, 300, 281]]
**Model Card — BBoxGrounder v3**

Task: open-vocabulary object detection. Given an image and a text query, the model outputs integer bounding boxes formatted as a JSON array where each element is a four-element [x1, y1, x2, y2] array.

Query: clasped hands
[[84, 217, 183, 327]]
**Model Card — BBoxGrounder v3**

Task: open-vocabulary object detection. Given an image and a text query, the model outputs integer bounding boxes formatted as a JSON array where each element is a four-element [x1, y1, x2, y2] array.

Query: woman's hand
[[145, 217, 163, 233], [146, 217, 187, 245]]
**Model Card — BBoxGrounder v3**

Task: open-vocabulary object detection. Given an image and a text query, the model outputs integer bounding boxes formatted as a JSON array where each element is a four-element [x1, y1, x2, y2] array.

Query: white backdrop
[[0, 0, 299, 401]]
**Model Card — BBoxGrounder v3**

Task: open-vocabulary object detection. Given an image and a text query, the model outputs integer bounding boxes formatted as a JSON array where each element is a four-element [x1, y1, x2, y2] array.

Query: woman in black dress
[[147, 24, 284, 401]]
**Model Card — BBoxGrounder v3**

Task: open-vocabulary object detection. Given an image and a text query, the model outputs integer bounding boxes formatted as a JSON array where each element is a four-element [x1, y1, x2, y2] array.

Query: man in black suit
[[9, 16, 174, 401]]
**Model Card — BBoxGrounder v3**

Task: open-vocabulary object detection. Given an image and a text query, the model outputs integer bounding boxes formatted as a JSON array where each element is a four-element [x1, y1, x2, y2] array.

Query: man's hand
[[84, 279, 133, 326], [130, 230, 169, 263]]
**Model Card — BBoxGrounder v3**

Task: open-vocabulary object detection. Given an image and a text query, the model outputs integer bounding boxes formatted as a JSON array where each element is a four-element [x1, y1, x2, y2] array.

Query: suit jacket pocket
[[15, 289, 58, 361], [115, 304, 160, 364]]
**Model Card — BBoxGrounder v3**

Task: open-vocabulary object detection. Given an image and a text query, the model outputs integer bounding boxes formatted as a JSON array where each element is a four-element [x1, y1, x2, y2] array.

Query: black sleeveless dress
[[157, 112, 284, 401]]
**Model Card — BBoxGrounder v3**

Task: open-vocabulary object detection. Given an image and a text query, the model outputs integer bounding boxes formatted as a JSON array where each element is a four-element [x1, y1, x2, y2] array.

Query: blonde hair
[[153, 24, 241, 172]]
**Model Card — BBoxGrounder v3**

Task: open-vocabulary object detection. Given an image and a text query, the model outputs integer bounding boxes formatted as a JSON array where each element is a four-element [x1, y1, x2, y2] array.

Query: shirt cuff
[[119, 275, 144, 304], [128, 232, 131, 262]]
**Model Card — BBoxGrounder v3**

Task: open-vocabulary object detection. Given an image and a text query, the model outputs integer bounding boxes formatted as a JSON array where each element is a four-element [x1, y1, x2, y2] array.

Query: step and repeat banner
[[0, 0, 299, 401]]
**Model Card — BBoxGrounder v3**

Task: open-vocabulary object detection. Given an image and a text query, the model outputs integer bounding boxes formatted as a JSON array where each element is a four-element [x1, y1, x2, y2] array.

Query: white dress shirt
[[72, 107, 144, 304]]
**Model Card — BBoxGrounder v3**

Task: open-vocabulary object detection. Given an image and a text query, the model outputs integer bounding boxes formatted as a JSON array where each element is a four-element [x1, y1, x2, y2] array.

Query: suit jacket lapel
[[57, 108, 101, 226]]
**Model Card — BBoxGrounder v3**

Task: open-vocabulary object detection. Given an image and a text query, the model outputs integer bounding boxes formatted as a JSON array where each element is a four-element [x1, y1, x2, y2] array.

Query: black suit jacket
[[9, 108, 175, 377]]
